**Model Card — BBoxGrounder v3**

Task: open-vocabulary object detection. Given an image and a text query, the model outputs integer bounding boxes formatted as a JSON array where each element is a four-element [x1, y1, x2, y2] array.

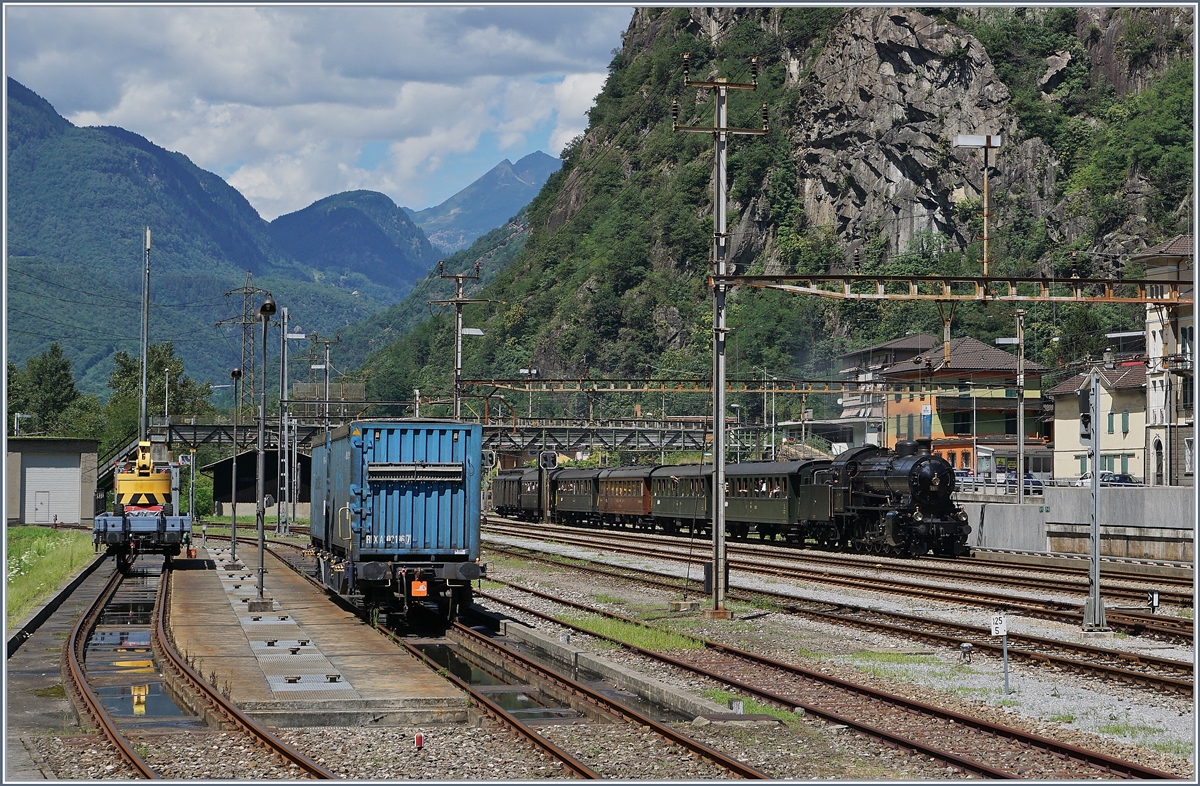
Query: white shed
[[6, 438, 99, 526]]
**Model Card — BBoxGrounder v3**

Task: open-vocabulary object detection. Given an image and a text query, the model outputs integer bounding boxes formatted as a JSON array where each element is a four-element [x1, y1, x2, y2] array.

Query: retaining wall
[[956, 487, 1194, 562]]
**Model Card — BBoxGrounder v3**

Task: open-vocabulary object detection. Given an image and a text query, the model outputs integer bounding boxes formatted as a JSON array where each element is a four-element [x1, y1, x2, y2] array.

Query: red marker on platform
[[415, 732, 424, 750]]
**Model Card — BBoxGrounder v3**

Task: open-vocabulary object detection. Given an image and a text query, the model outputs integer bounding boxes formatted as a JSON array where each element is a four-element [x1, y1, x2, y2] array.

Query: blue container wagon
[[311, 419, 485, 623]]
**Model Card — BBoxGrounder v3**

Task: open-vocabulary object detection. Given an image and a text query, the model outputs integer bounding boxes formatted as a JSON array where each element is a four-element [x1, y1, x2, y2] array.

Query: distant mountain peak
[[411, 150, 560, 253]]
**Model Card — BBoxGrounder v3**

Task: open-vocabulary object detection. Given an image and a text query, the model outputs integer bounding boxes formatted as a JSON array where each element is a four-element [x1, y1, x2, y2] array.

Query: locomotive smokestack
[[895, 440, 917, 457], [915, 439, 932, 456]]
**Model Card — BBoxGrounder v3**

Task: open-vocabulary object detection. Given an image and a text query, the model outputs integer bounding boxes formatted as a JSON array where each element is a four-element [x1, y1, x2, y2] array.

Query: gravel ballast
[[482, 533, 1195, 777]]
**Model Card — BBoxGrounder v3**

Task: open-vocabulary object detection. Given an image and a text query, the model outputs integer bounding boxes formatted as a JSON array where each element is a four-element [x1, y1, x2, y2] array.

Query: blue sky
[[5, 4, 632, 219]]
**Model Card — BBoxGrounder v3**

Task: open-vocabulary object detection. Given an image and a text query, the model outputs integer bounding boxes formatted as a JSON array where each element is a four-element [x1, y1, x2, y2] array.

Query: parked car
[[953, 468, 976, 489], [1077, 472, 1144, 486], [1003, 472, 1044, 493]]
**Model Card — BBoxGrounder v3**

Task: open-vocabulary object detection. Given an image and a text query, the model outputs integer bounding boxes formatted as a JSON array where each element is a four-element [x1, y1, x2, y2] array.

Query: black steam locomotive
[[493, 439, 969, 558]]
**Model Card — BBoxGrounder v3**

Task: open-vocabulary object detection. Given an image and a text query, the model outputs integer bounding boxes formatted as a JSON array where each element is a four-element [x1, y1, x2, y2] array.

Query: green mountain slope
[[409, 151, 559, 253], [357, 7, 1191, 426], [5, 78, 434, 395], [331, 211, 529, 373], [268, 190, 442, 299]]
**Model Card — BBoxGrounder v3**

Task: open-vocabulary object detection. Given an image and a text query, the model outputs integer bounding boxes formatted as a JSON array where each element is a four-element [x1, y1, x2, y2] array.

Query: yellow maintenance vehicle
[[93, 441, 191, 566]]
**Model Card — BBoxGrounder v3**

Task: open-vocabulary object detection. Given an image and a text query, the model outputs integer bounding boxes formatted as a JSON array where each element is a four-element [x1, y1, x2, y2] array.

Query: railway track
[[240, 535, 609, 779], [485, 519, 1193, 603], [252, 535, 767, 779], [480, 581, 1182, 780], [484, 542, 1193, 696], [484, 521, 1193, 641], [448, 621, 769, 779], [62, 554, 334, 779]]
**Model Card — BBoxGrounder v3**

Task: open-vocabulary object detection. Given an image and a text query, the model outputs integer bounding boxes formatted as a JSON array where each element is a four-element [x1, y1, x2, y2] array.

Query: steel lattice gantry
[[714, 273, 1191, 304], [482, 420, 712, 454]]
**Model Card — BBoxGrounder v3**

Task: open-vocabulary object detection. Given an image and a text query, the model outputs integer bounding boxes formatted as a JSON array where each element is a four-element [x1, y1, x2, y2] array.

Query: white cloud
[[551, 72, 610, 156], [5, 5, 631, 218]]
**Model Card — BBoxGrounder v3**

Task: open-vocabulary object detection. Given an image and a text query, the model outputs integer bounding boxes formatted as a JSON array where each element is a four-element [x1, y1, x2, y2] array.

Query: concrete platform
[[169, 545, 468, 727]]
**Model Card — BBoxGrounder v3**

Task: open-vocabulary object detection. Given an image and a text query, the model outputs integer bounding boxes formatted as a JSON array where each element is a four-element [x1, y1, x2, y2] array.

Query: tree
[[101, 342, 214, 453], [7, 360, 30, 434], [9, 343, 80, 434]]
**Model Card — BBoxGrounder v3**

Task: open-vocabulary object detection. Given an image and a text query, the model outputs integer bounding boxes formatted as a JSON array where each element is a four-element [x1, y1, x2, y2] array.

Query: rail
[[482, 583, 1182, 780], [236, 535, 601, 779], [152, 565, 335, 779], [451, 622, 771, 780], [65, 567, 159, 778]]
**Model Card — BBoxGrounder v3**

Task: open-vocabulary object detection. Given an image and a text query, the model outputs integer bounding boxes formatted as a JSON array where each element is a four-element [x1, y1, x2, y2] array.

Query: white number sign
[[990, 614, 1007, 637]]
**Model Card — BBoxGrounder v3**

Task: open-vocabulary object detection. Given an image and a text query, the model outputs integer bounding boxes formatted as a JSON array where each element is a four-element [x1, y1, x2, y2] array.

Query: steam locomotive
[[493, 439, 969, 558]]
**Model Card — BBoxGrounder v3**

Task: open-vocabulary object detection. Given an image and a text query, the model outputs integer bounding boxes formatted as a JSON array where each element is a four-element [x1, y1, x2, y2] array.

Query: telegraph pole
[[1016, 310, 1026, 504], [1079, 370, 1108, 631], [430, 262, 490, 419], [139, 227, 151, 441], [673, 52, 767, 620], [217, 272, 272, 417]]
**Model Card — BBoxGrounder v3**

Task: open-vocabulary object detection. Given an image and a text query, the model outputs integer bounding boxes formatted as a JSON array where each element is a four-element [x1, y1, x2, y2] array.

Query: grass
[[1178, 607, 1193, 619], [701, 689, 800, 727], [593, 594, 626, 605], [1149, 740, 1194, 757], [1096, 719, 1164, 737], [848, 650, 940, 666], [557, 614, 702, 652], [201, 515, 310, 527], [996, 698, 1020, 708], [6, 527, 96, 628], [1048, 713, 1076, 724], [30, 684, 66, 699]]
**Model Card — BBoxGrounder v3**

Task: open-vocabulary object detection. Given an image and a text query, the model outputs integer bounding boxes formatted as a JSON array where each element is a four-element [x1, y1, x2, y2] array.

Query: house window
[[1185, 438, 1194, 475], [1005, 412, 1017, 435], [1184, 376, 1194, 409], [948, 452, 957, 468], [1182, 325, 1194, 362], [1077, 454, 1088, 475], [1107, 412, 1114, 434], [1121, 410, 1129, 435], [1120, 454, 1129, 474], [906, 414, 914, 439], [954, 411, 971, 435], [1101, 454, 1115, 472]]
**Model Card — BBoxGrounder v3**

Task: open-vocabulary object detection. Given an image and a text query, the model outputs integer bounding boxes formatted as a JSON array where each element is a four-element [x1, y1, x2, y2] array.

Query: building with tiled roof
[[1048, 362, 1148, 481], [874, 335, 1050, 479], [793, 334, 941, 450], [1134, 235, 1193, 486]]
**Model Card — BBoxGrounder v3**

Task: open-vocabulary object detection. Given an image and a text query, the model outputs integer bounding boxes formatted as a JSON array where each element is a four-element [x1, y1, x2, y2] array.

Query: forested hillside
[[358, 7, 1192, 426], [7, 78, 432, 393]]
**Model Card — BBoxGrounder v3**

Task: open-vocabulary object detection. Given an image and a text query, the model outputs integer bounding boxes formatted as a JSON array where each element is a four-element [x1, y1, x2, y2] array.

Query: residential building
[[1134, 235, 1194, 485], [790, 334, 938, 451], [1047, 363, 1147, 480], [876, 336, 1049, 478]]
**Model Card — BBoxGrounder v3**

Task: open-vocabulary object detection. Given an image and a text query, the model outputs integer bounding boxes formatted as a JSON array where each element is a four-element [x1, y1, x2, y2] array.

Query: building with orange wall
[[876, 336, 1049, 478]]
